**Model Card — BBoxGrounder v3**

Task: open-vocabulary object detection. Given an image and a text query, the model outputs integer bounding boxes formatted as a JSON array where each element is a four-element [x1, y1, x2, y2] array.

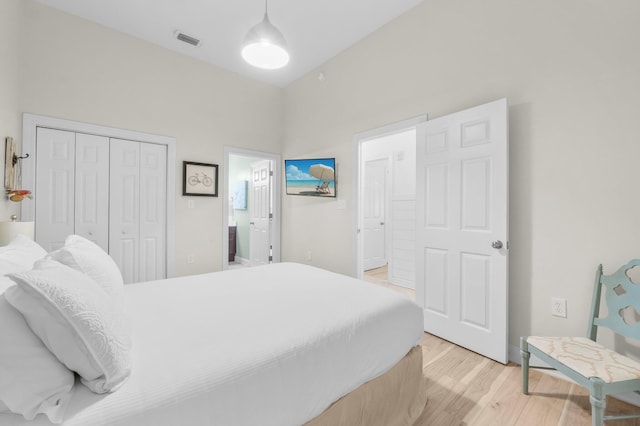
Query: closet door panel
[[139, 143, 167, 281], [75, 133, 109, 251], [35, 127, 75, 251], [110, 139, 140, 284]]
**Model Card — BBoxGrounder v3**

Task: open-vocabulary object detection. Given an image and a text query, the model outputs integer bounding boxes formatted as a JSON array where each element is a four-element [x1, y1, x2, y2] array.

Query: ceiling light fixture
[[241, 0, 289, 70]]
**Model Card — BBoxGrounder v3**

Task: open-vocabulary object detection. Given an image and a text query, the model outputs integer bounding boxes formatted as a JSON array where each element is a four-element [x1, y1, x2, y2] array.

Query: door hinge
[[269, 255, 273, 262], [269, 213, 273, 219], [269, 171, 273, 176]]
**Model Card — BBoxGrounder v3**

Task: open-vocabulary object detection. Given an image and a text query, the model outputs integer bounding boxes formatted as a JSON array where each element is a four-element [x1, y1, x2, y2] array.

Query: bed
[[0, 237, 427, 426]]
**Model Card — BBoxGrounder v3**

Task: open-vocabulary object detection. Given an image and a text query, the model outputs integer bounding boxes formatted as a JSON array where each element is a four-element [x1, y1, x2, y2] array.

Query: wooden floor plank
[[361, 275, 640, 425], [412, 333, 640, 425]]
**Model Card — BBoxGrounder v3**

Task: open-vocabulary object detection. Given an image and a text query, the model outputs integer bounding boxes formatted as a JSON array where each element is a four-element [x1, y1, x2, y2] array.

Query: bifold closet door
[[35, 127, 75, 251], [139, 142, 167, 282], [109, 139, 166, 283], [35, 128, 109, 251], [75, 133, 110, 251]]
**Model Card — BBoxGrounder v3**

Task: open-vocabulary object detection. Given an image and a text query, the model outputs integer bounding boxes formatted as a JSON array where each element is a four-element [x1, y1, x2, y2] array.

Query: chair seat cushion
[[527, 336, 640, 383]]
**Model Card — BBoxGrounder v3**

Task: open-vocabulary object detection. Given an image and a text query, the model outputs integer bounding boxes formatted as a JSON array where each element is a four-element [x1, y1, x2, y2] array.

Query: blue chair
[[521, 259, 640, 425]]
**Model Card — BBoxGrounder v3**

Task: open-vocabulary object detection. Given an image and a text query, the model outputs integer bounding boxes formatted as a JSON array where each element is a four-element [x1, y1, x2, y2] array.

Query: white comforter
[[1, 263, 423, 426]]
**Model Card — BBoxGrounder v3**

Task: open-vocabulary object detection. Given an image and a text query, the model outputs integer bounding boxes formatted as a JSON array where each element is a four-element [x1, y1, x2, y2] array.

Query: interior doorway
[[222, 147, 281, 270], [354, 116, 425, 292]]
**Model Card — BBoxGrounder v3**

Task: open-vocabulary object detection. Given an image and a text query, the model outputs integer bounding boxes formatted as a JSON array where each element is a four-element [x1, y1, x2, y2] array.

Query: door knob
[[250, 222, 255, 225], [491, 240, 503, 249], [380, 222, 385, 225]]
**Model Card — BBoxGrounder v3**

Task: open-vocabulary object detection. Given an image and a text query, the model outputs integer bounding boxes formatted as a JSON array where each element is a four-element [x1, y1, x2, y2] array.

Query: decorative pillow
[[47, 235, 124, 301], [0, 235, 46, 270], [5, 259, 132, 394], [0, 294, 75, 423], [0, 257, 31, 294]]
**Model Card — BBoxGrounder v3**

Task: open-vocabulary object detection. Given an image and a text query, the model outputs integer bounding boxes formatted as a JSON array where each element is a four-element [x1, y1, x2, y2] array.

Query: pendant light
[[241, 0, 289, 70]]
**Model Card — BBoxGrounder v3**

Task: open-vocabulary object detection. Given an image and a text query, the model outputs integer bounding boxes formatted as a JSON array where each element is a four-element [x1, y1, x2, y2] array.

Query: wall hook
[[12, 153, 29, 166]]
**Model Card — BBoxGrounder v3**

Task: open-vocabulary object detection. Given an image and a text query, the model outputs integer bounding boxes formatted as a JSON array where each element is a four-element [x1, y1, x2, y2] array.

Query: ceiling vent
[[175, 31, 201, 47]]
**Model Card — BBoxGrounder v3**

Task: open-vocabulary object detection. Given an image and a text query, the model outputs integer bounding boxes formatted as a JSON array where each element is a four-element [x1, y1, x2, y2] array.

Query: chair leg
[[589, 377, 606, 426], [520, 336, 531, 395]]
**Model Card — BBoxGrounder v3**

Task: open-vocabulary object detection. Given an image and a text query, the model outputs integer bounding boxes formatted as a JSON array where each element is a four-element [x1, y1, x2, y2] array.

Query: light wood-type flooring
[[363, 265, 640, 425]]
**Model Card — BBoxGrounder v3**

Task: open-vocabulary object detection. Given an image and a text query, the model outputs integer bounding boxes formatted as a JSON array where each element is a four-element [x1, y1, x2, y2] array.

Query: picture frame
[[284, 158, 336, 197], [183, 161, 218, 196], [232, 180, 248, 209]]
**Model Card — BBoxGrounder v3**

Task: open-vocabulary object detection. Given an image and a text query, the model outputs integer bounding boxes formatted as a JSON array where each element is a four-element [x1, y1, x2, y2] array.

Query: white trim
[[21, 113, 176, 278], [352, 115, 426, 278], [233, 256, 250, 266], [222, 146, 281, 270]]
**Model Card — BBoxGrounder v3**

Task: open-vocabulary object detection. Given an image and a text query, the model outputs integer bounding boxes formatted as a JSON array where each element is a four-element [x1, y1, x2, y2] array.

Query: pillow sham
[[0, 234, 46, 270], [0, 294, 75, 423], [47, 235, 124, 301], [5, 259, 132, 394]]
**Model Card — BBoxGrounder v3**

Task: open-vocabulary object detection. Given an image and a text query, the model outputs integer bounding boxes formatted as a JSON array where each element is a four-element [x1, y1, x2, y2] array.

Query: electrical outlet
[[187, 254, 195, 264], [551, 297, 567, 318]]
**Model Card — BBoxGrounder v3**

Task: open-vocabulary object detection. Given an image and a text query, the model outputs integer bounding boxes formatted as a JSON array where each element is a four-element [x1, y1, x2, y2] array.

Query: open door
[[416, 98, 509, 363], [363, 158, 388, 271], [249, 159, 272, 266]]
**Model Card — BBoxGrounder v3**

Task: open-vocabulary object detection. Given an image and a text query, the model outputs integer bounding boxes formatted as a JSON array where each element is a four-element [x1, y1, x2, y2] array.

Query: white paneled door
[[416, 98, 509, 363], [249, 160, 271, 266], [75, 133, 110, 251], [35, 127, 76, 252], [139, 143, 167, 282], [34, 127, 167, 285], [110, 139, 167, 284], [363, 158, 388, 271], [109, 139, 141, 284]]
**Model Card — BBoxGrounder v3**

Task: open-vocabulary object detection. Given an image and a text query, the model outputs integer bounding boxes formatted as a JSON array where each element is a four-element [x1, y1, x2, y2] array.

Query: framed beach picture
[[232, 180, 248, 209], [183, 161, 218, 196], [285, 158, 336, 197]]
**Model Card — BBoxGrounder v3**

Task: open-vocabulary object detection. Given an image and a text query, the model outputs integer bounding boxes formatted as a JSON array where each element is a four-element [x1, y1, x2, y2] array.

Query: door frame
[[352, 115, 426, 279], [21, 113, 176, 278], [222, 146, 281, 270]]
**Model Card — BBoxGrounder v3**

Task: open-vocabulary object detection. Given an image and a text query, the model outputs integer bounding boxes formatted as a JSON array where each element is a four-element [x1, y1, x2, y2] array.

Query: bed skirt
[[305, 345, 427, 426]]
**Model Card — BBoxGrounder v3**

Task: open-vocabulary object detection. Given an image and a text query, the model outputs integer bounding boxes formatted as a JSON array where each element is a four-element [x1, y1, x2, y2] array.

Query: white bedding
[[1, 262, 423, 426]]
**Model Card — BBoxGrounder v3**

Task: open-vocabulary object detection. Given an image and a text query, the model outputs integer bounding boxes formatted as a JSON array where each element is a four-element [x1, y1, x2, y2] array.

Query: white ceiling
[[34, 0, 424, 87]]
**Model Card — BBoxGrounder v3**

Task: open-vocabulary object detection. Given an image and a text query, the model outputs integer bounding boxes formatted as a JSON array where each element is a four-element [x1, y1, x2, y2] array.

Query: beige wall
[[4, 0, 640, 351], [282, 0, 640, 349], [3, 0, 283, 275], [0, 0, 23, 221]]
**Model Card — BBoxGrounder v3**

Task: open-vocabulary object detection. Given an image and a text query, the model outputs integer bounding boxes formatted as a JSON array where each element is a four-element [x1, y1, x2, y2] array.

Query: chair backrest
[[588, 259, 640, 341]]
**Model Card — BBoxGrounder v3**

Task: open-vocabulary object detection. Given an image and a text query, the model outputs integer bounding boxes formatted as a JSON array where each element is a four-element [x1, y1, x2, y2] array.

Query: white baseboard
[[234, 256, 250, 266]]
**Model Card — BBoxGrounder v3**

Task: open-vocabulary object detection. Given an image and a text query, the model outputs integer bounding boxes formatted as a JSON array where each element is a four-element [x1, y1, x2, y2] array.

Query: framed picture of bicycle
[[183, 161, 218, 197]]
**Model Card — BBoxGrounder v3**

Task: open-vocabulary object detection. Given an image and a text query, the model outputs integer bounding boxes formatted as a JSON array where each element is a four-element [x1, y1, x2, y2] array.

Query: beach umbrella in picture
[[309, 164, 334, 182]]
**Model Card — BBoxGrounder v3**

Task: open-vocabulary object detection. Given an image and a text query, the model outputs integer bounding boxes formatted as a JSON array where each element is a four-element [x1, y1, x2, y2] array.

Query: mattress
[[1, 262, 424, 425]]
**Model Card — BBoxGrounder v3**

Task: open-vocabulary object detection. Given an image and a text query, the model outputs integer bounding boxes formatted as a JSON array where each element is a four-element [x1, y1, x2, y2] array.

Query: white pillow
[[0, 258, 31, 294], [0, 294, 75, 423], [5, 259, 132, 394], [47, 235, 124, 301], [0, 235, 46, 270]]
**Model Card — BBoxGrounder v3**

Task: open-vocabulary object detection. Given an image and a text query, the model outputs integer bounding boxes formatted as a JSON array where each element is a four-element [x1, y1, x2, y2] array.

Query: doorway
[[222, 147, 281, 270], [354, 116, 425, 292]]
